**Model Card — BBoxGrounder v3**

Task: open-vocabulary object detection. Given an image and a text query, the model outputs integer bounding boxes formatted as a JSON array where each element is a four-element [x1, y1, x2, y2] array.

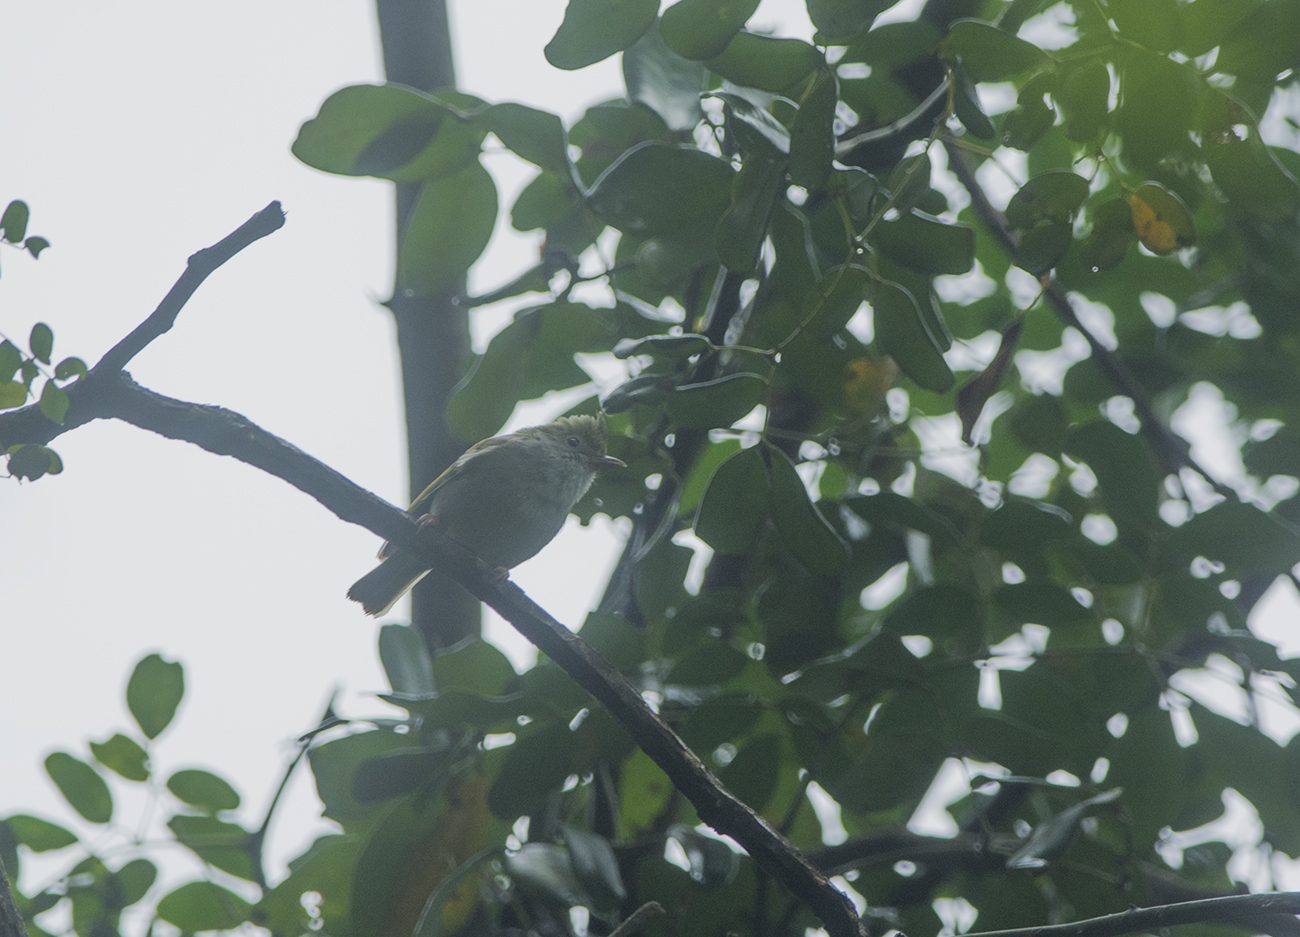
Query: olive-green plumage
[[347, 413, 624, 616]]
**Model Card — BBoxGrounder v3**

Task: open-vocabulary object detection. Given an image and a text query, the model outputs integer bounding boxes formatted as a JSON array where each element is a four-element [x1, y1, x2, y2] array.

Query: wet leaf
[[1130, 182, 1195, 255]]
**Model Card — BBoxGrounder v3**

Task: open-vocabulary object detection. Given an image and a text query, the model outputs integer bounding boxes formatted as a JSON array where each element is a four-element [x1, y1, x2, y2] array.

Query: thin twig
[[94, 202, 285, 375], [942, 141, 1235, 500], [963, 891, 1300, 937], [609, 902, 666, 937]]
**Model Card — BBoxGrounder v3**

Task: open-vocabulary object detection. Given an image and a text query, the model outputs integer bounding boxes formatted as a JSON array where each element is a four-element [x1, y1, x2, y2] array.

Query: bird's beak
[[598, 455, 626, 468]]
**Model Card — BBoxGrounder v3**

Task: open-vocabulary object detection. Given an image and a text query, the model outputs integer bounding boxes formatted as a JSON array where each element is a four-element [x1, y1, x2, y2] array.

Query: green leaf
[[807, 0, 891, 41], [1, 200, 30, 243], [941, 19, 1053, 82], [979, 495, 1070, 554], [505, 178, 574, 236], [156, 881, 251, 932], [29, 322, 53, 364], [448, 301, 612, 439], [89, 734, 149, 782], [1080, 197, 1135, 273], [660, 0, 760, 59], [167, 769, 241, 814], [624, 19, 710, 132], [1169, 502, 1300, 576], [708, 91, 791, 154], [1200, 94, 1300, 222], [430, 638, 518, 696], [1130, 182, 1195, 255], [1014, 219, 1073, 275], [563, 826, 627, 909], [872, 210, 975, 276], [54, 356, 87, 382], [883, 585, 985, 654], [665, 372, 766, 428], [126, 652, 185, 740], [1064, 421, 1160, 528], [491, 724, 583, 818], [545, 0, 658, 69], [168, 814, 257, 881], [695, 446, 769, 553], [399, 159, 498, 296], [789, 70, 837, 191], [706, 33, 823, 92], [799, 263, 871, 340], [1005, 171, 1089, 230], [0, 382, 26, 409], [613, 333, 712, 360], [570, 100, 672, 185], [478, 102, 571, 175], [24, 236, 50, 259], [1115, 50, 1197, 173], [716, 150, 786, 271], [0, 341, 20, 383], [619, 748, 675, 838], [993, 581, 1090, 625], [447, 332, 528, 441], [886, 150, 932, 214], [601, 372, 676, 414], [38, 381, 68, 424], [351, 749, 444, 803], [292, 84, 484, 179], [6, 443, 61, 480], [1110, 0, 1179, 50], [767, 446, 847, 576], [667, 825, 740, 886], [1214, 0, 1300, 80], [379, 623, 436, 695], [952, 61, 996, 139], [1001, 75, 1056, 151], [113, 858, 158, 907], [5, 814, 77, 852], [873, 280, 954, 392], [717, 733, 781, 810], [45, 753, 112, 824], [1054, 57, 1110, 141], [587, 142, 734, 236]]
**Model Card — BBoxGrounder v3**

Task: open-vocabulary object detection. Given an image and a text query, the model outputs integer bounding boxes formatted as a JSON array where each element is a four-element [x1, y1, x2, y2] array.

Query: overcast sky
[[4, 0, 1298, 926]]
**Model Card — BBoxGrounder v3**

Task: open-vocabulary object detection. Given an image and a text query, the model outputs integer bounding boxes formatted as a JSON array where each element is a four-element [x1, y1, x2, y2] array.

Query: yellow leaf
[[1130, 182, 1195, 255], [843, 357, 898, 415]]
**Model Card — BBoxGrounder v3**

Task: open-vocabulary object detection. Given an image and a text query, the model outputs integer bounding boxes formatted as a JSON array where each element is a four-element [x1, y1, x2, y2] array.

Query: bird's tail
[[346, 552, 430, 617]]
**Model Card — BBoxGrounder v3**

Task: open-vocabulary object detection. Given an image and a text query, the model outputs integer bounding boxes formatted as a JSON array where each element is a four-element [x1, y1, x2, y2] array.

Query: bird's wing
[[407, 433, 514, 514]]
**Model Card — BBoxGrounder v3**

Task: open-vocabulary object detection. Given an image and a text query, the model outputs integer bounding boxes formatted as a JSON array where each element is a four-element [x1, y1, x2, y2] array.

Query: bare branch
[[0, 858, 29, 937], [93, 202, 285, 375], [964, 891, 1300, 937], [4, 370, 864, 937]]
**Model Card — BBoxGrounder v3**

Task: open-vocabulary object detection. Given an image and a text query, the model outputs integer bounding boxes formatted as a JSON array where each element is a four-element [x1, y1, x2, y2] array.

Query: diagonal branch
[[964, 891, 1300, 937], [942, 141, 1235, 501], [94, 202, 285, 374], [1, 369, 865, 937]]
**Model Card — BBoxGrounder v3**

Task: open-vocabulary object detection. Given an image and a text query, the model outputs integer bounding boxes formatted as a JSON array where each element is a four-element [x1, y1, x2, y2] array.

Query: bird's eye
[[567, 436, 580, 448]]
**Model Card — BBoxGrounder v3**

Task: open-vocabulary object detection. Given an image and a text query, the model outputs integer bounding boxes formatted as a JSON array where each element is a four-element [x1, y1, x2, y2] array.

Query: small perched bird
[[348, 413, 625, 616]]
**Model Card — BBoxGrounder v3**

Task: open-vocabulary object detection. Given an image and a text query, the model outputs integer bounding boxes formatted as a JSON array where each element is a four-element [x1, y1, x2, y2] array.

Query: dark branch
[[964, 891, 1300, 937], [942, 142, 1235, 501], [93, 202, 285, 374], [0, 857, 29, 937], [2, 370, 863, 937]]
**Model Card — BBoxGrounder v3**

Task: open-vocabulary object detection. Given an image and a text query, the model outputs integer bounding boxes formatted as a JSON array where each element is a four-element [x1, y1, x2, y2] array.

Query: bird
[[347, 413, 625, 616]]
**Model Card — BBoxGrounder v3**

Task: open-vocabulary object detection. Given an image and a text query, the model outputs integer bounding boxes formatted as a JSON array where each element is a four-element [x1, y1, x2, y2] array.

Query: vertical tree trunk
[[375, 0, 480, 649]]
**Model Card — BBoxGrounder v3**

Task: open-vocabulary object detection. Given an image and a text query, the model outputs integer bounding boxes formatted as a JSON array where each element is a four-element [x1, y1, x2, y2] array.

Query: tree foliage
[[7, 0, 1300, 936]]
